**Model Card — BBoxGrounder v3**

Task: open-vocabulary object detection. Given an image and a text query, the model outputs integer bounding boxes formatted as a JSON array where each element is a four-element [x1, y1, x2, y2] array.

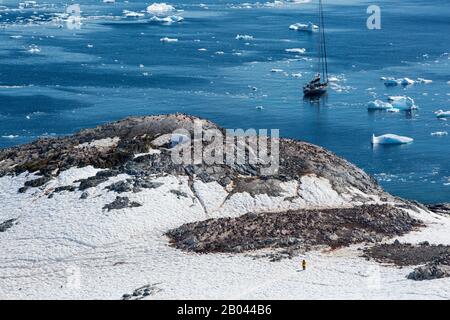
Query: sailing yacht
[[303, 0, 329, 97]]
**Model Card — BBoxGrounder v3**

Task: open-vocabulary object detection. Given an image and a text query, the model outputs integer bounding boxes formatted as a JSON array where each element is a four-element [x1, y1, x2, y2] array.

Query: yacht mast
[[317, 0, 328, 83]]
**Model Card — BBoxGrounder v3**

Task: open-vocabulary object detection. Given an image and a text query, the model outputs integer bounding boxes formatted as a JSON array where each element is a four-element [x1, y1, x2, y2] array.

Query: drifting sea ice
[[382, 77, 432, 86], [147, 3, 175, 16], [435, 110, 450, 118], [431, 131, 448, 136], [160, 37, 178, 43], [417, 78, 433, 84], [285, 48, 306, 54], [367, 99, 393, 110], [123, 10, 145, 18], [27, 45, 41, 54], [150, 15, 183, 24], [289, 22, 318, 32], [236, 34, 254, 41], [388, 96, 418, 110], [372, 134, 414, 145], [400, 77, 415, 86]]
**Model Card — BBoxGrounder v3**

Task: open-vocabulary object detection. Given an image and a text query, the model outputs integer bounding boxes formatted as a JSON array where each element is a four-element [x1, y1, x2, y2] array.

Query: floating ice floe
[[198, 48, 207, 52], [149, 15, 183, 24], [160, 37, 178, 43], [400, 77, 415, 86], [435, 110, 450, 118], [285, 48, 306, 54], [387, 96, 418, 110], [382, 76, 433, 86], [417, 78, 433, 84], [431, 131, 448, 136], [271, 68, 283, 73], [215, 51, 225, 55], [372, 134, 414, 145], [289, 22, 318, 32], [103, 0, 115, 3], [255, 106, 264, 110], [27, 45, 40, 54], [123, 10, 145, 18], [236, 34, 254, 41], [367, 99, 393, 110], [147, 3, 175, 16], [1, 135, 18, 139]]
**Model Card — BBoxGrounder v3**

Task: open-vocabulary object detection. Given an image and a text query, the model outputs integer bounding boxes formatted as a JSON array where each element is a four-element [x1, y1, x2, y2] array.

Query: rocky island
[[1, 114, 449, 299]]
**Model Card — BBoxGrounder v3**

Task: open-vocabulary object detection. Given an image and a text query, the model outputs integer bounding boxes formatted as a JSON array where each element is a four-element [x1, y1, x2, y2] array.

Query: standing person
[[302, 259, 306, 271]]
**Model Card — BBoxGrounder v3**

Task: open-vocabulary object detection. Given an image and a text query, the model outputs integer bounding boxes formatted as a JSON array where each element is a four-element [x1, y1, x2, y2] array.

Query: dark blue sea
[[0, 0, 449, 203]]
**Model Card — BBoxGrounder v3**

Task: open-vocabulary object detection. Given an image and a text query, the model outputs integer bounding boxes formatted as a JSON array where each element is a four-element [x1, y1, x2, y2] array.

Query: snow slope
[[1, 166, 450, 300]]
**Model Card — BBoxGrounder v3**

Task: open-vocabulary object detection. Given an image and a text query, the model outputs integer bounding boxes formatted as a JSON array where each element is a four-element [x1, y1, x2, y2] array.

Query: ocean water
[[0, 0, 449, 203]]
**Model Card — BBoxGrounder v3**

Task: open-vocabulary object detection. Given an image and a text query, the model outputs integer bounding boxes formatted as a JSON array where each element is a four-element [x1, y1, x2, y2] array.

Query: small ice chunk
[[147, 3, 175, 16], [372, 134, 414, 145], [123, 10, 145, 18], [103, 0, 115, 3], [27, 45, 40, 54], [289, 22, 318, 32], [150, 15, 183, 24], [255, 106, 264, 110], [285, 48, 306, 54], [198, 48, 207, 51], [383, 78, 399, 86], [435, 110, 450, 118], [271, 68, 283, 73], [399, 77, 415, 86], [431, 131, 448, 136], [235, 34, 254, 41], [160, 37, 178, 43], [368, 100, 393, 110], [417, 78, 433, 84]]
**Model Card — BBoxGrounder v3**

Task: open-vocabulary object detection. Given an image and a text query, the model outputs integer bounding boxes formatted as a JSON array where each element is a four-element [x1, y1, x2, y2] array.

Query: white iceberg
[[235, 34, 254, 41], [372, 134, 414, 145], [147, 3, 175, 16], [367, 100, 393, 110], [435, 110, 450, 118], [289, 22, 318, 32], [285, 48, 306, 54], [387, 96, 418, 110], [160, 37, 178, 43]]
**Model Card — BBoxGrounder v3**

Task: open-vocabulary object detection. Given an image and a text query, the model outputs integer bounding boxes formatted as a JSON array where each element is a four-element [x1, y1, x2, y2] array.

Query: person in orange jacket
[[302, 259, 306, 271]]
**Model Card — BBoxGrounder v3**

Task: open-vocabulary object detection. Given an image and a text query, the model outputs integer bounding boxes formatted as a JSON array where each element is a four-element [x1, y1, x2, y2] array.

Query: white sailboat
[[303, 0, 329, 97]]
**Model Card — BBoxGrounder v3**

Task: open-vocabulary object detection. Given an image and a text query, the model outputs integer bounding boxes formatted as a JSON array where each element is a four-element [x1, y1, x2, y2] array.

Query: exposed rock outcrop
[[167, 205, 422, 254], [0, 114, 386, 203], [364, 242, 450, 281]]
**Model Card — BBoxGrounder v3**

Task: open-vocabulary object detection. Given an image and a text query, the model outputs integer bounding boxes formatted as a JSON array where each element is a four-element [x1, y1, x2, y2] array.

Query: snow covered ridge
[[1, 114, 450, 300]]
